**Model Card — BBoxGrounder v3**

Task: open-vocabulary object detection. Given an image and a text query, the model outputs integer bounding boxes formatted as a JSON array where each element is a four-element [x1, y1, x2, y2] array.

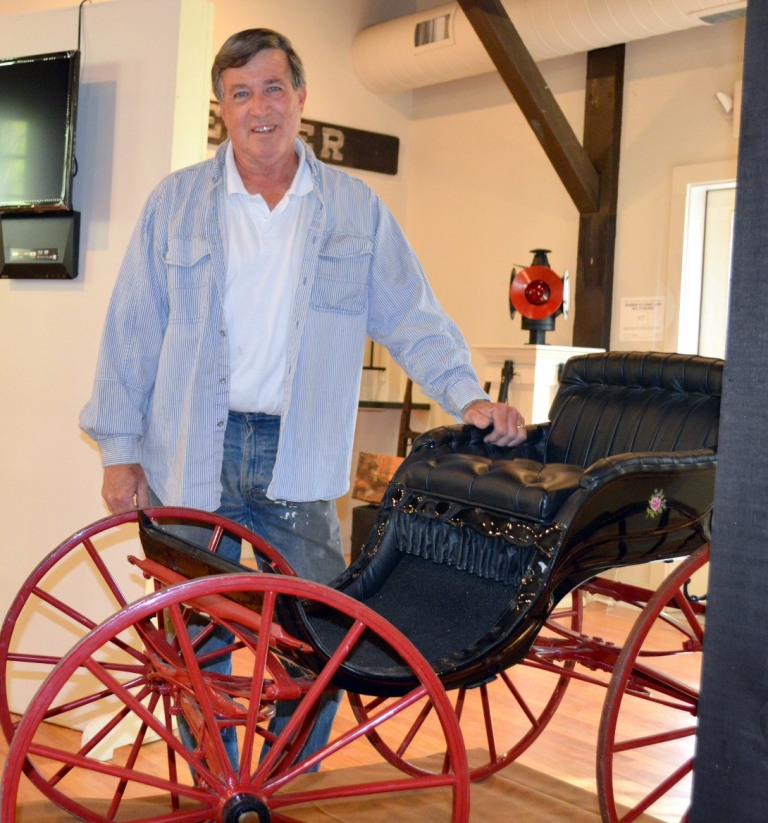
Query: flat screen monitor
[[0, 50, 80, 212]]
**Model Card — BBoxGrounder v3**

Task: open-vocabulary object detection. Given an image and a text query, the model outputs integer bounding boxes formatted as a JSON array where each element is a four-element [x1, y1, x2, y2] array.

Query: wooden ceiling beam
[[574, 45, 625, 349], [457, 0, 600, 215]]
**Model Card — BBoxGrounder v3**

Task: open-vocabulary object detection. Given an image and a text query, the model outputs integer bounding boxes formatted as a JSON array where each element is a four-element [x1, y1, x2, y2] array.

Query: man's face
[[219, 48, 306, 171]]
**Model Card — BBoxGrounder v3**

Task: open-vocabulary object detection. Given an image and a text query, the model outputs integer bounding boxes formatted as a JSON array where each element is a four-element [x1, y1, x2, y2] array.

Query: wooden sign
[[209, 101, 399, 175], [298, 118, 399, 175]]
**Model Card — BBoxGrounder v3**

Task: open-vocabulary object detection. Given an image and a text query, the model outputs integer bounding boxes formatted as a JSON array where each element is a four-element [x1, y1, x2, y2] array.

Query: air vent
[[699, 8, 747, 23], [692, 2, 747, 24], [415, 13, 452, 48]]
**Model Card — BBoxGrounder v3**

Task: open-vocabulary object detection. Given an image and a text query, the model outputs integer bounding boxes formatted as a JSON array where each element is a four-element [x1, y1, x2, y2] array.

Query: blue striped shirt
[[80, 141, 487, 507]]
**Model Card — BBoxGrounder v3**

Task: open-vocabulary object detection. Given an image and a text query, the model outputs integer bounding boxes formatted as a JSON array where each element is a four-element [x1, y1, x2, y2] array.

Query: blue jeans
[[216, 413, 346, 584], [151, 412, 347, 773]]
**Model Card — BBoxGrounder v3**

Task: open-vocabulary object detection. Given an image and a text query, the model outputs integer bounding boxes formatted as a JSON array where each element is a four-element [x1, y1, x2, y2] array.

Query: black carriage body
[[324, 351, 721, 694]]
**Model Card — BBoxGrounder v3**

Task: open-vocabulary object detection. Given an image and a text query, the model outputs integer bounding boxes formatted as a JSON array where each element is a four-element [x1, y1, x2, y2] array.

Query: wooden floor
[[1, 596, 698, 821]]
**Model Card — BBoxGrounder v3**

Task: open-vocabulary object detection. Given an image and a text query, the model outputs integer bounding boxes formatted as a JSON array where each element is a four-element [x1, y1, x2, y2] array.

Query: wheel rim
[[349, 590, 584, 780], [0, 509, 294, 793], [596, 546, 708, 823], [3, 573, 469, 822]]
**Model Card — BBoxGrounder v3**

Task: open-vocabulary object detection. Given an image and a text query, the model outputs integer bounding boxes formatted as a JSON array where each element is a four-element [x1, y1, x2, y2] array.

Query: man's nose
[[249, 93, 269, 116]]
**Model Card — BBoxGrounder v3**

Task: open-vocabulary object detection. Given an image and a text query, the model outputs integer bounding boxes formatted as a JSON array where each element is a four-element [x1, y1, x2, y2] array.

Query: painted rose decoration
[[646, 489, 667, 519]]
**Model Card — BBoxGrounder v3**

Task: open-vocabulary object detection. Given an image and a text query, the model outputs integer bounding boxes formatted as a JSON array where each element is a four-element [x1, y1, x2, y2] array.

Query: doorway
[[673, 163, 737, 356]]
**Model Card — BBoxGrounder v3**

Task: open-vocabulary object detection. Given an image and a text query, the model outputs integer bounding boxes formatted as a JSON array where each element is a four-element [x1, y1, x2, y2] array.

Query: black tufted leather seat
[[391, 351, 721, 528]]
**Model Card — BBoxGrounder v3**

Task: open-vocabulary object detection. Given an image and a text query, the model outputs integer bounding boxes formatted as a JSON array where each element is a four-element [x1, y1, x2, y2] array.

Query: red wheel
[[2, 573, 469, 822], [597, 546, 708, 822], [0, 509, 293, 787], [349, 590, 583, 780]]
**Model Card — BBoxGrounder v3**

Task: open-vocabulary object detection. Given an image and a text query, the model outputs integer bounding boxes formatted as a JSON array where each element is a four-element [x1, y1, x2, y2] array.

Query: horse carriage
[[0, 350, 720, 822]]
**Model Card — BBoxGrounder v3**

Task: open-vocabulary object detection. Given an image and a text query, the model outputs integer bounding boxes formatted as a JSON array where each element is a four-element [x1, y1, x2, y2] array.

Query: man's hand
[[102, 464, 150, 514], [462, 400, 527, 447]]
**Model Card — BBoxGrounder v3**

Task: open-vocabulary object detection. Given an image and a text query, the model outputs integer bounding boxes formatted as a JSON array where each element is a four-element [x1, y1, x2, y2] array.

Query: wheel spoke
[[269, 771, 462, 810], [168, 601, 236, 785], [105, 689, 163, 820], [40, 676, 148, 724], [48, 685, 153, 787], [238, 589, 278, 775], [27, 740, 207, 798], [620, 758, 694, 823], [283, 685, 436, 786], [259, 618, 369, 782], [479, 684, 499, 762], [499, 667, 540, 727], [394, 697, 435, 758], [83, 535, 131, 608], [613, 724, 697, 753]]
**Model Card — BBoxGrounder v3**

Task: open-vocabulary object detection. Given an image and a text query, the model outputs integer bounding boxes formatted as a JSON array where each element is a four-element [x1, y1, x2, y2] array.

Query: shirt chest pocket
[[165, 238, 211, 324], [310, 234, 372, 315]]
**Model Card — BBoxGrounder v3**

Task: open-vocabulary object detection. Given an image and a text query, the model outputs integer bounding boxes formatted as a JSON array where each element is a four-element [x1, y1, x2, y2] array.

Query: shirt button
[[217, 420, 225, 427], [220, 329, 226, 337]]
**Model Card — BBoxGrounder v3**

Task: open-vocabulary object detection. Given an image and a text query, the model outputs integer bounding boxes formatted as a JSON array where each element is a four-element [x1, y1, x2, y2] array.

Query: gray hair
[[211, 28, 306, 101]]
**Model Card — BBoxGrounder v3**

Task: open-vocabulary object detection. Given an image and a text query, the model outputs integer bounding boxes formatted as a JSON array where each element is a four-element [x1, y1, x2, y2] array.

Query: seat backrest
[[544, 351, 723, 468]]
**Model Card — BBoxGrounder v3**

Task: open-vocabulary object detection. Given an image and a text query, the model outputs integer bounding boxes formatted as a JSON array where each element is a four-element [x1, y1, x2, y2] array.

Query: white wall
[[407, 50, 586, 352], [0, 0, 211, 624]]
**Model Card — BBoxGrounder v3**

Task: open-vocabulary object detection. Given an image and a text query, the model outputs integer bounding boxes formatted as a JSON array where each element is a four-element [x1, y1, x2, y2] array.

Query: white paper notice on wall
[[619, 296, 665, 343]]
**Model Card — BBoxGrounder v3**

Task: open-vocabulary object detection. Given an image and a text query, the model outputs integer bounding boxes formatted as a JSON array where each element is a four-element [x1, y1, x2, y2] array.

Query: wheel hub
[[221, 793, 270, 823]]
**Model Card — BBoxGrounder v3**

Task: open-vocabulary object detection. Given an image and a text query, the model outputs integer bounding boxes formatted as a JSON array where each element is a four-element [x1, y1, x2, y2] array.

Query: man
[[81, 27, 526, 768]]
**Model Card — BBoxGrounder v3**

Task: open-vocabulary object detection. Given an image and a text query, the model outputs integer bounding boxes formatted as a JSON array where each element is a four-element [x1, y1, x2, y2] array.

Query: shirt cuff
[[460, 397, 492, 418], [98, 436, 142, 467]]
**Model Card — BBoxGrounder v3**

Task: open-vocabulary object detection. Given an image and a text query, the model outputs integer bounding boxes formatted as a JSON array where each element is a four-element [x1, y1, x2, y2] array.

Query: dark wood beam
[[573, 45, 625, 349], [457, 0, 600, 214]]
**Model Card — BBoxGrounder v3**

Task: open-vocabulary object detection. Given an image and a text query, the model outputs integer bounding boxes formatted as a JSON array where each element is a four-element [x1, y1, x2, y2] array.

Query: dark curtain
[[691, 5, 768, 820]]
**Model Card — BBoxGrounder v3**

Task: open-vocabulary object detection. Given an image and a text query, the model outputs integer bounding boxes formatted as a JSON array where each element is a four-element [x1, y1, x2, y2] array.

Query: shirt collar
[[225, 138, 313, 199]]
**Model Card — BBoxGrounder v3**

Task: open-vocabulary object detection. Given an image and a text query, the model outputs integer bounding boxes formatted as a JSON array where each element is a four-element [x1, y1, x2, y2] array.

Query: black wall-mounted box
[[0, 211, 80, 279]]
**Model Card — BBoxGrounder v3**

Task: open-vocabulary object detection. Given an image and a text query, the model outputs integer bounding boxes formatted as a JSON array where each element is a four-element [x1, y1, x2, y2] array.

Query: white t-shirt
[[223, 139, 314, 414]]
